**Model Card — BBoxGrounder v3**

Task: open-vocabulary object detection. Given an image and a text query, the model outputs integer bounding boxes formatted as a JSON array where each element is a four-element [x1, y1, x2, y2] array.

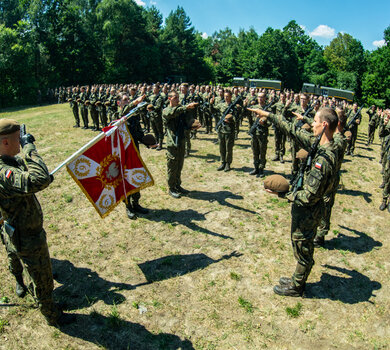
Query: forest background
[[0, 0, 389, 108]]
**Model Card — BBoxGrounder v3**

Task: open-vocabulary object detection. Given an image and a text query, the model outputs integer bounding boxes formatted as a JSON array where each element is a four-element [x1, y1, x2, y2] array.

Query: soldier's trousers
[[317, 176, 340, 238], [251, 133, 268, 169], [218, 132, 234, 164], [367, 124, 376, 144], [151, 117, 164, 143], [166, 142, 185, 190], [274, 129, 286, 157], [290, 202, 323, 288], [184, 130, 191, 154], [72, 106, 79, 126], [3, 229, 59, 323], [382, 158, 390, 199], [291, 141, 299, 175], [125, 191, 141, 208], [90, 108, 99, 130], [346, 127, 358, 153], [99, 108, 108, 128], [79, 106, 89, 127]]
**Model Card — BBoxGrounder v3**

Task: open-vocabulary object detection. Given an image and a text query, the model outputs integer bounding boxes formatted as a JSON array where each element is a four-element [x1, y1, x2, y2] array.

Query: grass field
[[0, 103, 389, 350]]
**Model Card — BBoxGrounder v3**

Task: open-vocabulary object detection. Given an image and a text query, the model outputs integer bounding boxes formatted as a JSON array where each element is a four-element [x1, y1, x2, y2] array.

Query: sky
[[134, 0, 389, 50]]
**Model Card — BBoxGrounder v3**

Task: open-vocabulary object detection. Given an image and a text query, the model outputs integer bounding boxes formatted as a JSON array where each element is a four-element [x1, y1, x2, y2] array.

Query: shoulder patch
[[5, 169, 12, 179], [315, 162, 322, 170]]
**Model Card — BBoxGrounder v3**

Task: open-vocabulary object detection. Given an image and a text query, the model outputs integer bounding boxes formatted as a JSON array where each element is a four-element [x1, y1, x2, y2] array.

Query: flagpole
[[50, 102, 147, 175]]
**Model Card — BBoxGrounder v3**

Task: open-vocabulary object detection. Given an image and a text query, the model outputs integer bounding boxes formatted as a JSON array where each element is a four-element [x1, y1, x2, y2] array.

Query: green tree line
[[0, 0, 389, 108]]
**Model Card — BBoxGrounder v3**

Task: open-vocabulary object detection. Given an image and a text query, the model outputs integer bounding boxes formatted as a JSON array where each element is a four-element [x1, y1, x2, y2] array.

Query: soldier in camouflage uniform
[[272, 92, 286, 163], [212, 90, 238, 172], [179, 83, 197, 157], [162, 91, 197, 198], [78, 86, 89, 129], [378, 110, 390, 211], [345, 103, 362, 156], [314, 108, 348, 246], [97, 86, 108, 128], [249, 107, 338, 296], [0, 120, 74, 326], [366, 105, 378, 146], [106, 88, 118, 123], [147, 85, 165, 150], [88, 86, 100, 131], [69, 87, 80, 128]]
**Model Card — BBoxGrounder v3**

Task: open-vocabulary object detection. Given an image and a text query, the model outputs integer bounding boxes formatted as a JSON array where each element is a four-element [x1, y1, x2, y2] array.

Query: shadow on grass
[[188, 190, 257, 216], [52, 259, 136, 310], [337, 188, 372, 203], [305, 265, 381, 304], [59, 312, 194, 350], [349, 153, 375, 161], [324, 225, 382, 254], [149, 208, 233, 239], [190, 153, 220, 162], [138, 251, 242, 283]]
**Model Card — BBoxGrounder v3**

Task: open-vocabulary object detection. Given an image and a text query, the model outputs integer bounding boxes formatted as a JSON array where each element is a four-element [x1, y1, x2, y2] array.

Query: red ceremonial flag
[[66, 122, 154, 218]]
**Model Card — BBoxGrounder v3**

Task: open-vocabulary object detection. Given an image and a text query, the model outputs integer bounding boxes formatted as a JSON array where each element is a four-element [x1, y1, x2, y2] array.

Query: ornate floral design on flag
[[66, 122, 154, 217]]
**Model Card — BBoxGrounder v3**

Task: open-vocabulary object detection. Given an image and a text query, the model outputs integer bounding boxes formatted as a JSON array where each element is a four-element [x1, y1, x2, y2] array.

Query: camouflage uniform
[[147, 93, 165, 149], [162, 104, 188, 191], [107, 94, 118, 123], [268, 113, 336, 291], [0, 143, 60, 324], [179, 93, 195, 157], [367, 108, 378, 145], [78, 90, 89, 128], [69, 92, 80, 127], [379, 121, 390, 209], [346, 109, 362, 155], [88, 91, 100, 131], [316, 131, 348, 240], [273, 100, 286, 160]]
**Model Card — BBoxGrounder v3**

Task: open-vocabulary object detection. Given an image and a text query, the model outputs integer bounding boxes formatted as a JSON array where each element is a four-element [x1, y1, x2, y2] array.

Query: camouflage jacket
[[0, 144, 52, 250], [268, 113, 336, 207], [163, 105, 188, 147], [213, 101, 237, 134]]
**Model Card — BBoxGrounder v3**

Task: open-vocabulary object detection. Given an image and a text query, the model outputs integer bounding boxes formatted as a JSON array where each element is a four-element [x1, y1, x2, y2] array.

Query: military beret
[[224, 113, 234, 123], [263, 174, 289, 193], [191, 119, 202, 130], [0, 119, 21, 135], [344, 131, 352, 141], [301, 123, 311, 131], [296, 149, 309, 160], [142, 134, 157, 146]]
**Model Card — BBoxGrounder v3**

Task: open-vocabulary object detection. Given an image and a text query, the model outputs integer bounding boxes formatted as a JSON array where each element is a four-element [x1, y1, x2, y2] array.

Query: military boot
[[279, 277, 292, 286], [217, 163, 226, 171], [224, 163, 231, 172], [156, 140, 163, 151], [133, 203, 149, 214], [257, 169, 265, 178], [169, 188, 181, 199], [249, 166, 259, 175], [379, 198, 388, 211], [15, 275, 27, 298], [280, 155, 284, 164], [273, 283, 304, 297], [313, 235, 325, 247], [126, 205, 137, 220]]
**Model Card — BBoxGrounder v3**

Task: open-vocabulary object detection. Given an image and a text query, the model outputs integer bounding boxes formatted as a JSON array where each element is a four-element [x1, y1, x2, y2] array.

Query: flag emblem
[[66, 122, 154, 217], [315, 162, 322, 170], [5, 170, 12, 179]]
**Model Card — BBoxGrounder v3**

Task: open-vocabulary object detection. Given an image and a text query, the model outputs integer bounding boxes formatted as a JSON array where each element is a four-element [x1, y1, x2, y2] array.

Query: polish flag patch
[[5, 170, 12, 179], [315, 162, 322, 170]]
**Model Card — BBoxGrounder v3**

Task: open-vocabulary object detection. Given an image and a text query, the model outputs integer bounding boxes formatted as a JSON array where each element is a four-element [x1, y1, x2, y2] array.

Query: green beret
[[0, 119, 20, 135]]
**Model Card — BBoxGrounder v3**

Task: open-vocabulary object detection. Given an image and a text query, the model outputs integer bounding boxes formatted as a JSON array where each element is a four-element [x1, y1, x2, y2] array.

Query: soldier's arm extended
[[162, 106, 188, 121], [0, 144, 52, 198]]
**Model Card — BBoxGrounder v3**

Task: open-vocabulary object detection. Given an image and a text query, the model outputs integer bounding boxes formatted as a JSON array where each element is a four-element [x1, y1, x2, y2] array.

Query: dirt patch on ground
[[0, 104, 389, 349]]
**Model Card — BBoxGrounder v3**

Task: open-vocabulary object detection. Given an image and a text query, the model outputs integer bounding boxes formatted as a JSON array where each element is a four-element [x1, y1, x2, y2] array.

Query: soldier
[[179, 83, 197, 157], [314, 107, 348, 246], [88, 86, 100, 131], [119, 94, 149, 219], [248, 92, 275, 177], [213, 90, 238, 172], [97, 86, 108, 128], [147, 85, 165, 150], [106, 88, 118, 123], [378, 110, 390, 211], [366, 105, 378, 146], [249, 107, 338, 297], [77, 86, 89, 129], [69, 87, 80, 128], [272, 92, 287, 163], [243, 88, 258, 129], [345, 103, 362, 156], [0, 120, 75, 326], [162, 91, 197, 198]]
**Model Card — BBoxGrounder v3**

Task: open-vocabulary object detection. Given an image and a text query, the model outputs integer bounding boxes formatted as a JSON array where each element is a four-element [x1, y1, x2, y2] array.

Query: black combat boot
[[156, 140, 163, 151], [15, 275, 27, 298], [280, 155, 284, 164], [176, 186, 190, 195], [379, 198, 388, 211], [224, 163, 231, 172], [273, 283, 304, 297], [257, 169, 265, 178], [313, 236, 325, 247], [279, 277, 292, 286], [249, 166, 259, 175], [217, 163, 226, 171], [169, 188, 181, 199], [126, 205, 137, 220]]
